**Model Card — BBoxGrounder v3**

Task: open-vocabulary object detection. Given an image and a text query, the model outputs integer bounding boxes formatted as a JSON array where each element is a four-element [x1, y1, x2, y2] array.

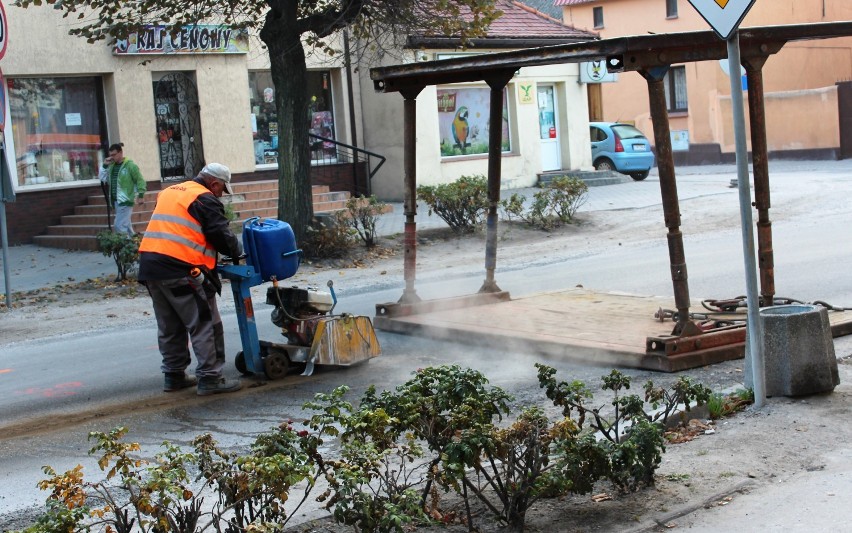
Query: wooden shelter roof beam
[[371, 21, 852, 93]]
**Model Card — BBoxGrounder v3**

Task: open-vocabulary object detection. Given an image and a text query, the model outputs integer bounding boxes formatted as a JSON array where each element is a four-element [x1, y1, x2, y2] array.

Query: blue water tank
[[243, 218, 301, 282]]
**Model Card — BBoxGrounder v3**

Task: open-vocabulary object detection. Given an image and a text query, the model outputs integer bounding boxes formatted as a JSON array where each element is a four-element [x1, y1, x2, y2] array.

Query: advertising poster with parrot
[[437, 88, 510, 157]]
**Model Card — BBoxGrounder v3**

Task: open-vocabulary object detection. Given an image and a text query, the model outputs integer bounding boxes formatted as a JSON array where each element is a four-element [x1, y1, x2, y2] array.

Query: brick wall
[[5, 185, 102, 245]]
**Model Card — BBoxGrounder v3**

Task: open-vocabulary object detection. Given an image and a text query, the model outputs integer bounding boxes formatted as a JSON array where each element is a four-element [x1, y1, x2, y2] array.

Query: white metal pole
[[727, 33, 765, 407]]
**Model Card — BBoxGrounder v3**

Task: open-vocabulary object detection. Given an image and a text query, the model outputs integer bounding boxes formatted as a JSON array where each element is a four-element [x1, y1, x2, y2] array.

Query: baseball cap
[[200, 163, 234, 195]]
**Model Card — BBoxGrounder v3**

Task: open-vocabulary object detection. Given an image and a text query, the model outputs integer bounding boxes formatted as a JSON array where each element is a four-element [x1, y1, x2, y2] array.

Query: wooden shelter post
[[641, 67, 700, 337], [743, 56, 775, 305], [399, 86, 424, 303], [480, 70, 515, 294]]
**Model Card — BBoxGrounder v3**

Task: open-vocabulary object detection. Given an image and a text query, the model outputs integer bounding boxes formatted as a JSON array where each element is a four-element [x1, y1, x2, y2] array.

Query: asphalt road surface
[[2, 160, 851, 527]]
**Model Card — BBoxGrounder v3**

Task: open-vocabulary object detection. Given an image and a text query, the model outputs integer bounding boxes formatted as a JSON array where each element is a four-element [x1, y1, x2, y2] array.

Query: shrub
[[537, 365, 712, 492], [18, 366, 715, 533], [301, 211, 356, 259], [345, 195, 388, 248], [95, 231, 142, 281], [222, 199, 238, 222], [416, 175, 490, 233], [18, 424, 322, 533], [306, 386, 431, 533], [500, 176, 588, 230], [549, 175, 589, 223]]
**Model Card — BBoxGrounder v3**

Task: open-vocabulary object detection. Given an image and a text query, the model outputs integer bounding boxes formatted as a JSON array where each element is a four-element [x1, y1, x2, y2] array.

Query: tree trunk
[[261, 1, 314, 244]]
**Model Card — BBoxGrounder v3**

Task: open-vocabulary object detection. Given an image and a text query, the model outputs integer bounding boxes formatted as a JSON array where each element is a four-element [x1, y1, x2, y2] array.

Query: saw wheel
[[263, 349, 291, 380]]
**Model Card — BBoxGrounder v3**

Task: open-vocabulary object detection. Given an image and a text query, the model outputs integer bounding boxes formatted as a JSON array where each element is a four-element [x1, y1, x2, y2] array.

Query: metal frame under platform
[[374, 289, 852, 372]]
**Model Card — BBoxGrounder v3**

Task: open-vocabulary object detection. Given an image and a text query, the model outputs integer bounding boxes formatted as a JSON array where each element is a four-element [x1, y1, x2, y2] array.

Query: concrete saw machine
[[217, 217, 380, 379]]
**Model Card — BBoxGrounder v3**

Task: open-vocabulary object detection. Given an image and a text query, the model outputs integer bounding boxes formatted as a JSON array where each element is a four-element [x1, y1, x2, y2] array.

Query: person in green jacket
[[99, 142, 146, 236]]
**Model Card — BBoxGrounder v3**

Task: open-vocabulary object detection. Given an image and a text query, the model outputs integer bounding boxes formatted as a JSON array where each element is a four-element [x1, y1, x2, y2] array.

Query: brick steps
[[33, 181, 351, 251]]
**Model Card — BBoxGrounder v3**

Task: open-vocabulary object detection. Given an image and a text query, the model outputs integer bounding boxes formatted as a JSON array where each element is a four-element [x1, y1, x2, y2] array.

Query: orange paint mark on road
[[0, 369, 12, 374], [19, 381, 83, 398]]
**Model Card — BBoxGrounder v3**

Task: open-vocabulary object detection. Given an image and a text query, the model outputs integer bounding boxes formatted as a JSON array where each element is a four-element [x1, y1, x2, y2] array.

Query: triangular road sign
[[688, 0, 757, 40]]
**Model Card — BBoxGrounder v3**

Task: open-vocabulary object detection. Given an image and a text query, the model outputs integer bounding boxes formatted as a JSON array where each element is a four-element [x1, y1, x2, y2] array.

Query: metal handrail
[[308, 133, 386, 181]]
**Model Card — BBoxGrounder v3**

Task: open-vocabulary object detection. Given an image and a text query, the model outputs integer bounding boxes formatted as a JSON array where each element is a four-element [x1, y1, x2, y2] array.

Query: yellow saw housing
[[308, 315, 381, 366]]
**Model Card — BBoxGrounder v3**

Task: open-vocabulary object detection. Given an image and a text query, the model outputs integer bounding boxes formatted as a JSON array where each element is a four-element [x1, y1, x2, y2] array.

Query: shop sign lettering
[[437, 92, 456, 113], [114, 25, 250, 55]]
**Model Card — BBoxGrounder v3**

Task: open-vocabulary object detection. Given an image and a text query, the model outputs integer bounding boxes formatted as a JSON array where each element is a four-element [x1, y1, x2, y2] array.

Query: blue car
[[590, 122, 656, 181]]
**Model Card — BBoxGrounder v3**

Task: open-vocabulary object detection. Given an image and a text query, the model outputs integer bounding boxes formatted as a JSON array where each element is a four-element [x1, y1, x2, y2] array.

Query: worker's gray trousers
[[145, 277, 225, 379]]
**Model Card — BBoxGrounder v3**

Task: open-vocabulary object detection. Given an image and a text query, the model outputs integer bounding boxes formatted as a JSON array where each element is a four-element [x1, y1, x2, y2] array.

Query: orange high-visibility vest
[[139, 181, 218, 269]]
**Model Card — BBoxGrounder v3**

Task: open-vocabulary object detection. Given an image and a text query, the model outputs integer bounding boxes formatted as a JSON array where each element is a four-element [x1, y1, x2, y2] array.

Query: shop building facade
[[2, 1, 598, 243], [2, 6, 360, 244]]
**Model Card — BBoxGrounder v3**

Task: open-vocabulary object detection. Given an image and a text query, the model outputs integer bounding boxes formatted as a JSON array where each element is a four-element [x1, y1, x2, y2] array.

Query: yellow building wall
[[3, 6, 354, 190], [562, 0, 852, 156], [359, 52, 593, 201]]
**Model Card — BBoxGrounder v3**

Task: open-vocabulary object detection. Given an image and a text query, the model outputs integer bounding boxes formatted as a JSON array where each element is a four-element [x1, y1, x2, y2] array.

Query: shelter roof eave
[[405, 36, 597, 50], [371, 21, 852, 93]]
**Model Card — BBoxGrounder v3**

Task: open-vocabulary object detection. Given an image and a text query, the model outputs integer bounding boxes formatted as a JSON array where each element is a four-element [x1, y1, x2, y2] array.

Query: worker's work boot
[[197, 376, 242, 396], [163, 373, 197, 392]]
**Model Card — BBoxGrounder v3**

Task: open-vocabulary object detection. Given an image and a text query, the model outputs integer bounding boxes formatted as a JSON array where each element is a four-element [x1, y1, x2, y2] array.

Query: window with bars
[[593, 7, 604, 29], [663, 66, 688, 113], [666, 0, 678, 18]]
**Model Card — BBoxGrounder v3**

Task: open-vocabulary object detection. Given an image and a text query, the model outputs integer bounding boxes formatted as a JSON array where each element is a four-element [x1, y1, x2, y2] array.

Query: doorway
[[152, 72, 204, 181], [537, 85, 561, 171]]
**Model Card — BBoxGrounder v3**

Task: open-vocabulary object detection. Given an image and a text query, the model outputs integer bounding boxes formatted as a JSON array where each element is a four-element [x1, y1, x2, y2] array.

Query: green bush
[[501, 176, 588, 230], [222, 199, 238, 222], [537, 365, 712, 492], [345, 195, 388, 248], [301, 211, 356, 259], [306, 386, 431, 533], [18, 365, 714, 533], [95, 231, 142, 281], [416, 175, 490, 233]]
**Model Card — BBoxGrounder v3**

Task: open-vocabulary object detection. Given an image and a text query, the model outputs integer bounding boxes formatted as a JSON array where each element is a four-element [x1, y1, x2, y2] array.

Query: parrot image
[[451, 106, 470, 154]]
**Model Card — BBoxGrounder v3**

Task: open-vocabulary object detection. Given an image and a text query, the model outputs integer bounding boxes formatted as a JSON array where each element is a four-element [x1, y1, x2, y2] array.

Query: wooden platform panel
[[374, 288, 852, 373]]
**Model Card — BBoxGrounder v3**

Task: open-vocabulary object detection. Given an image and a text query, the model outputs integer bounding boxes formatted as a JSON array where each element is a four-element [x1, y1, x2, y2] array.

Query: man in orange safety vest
[[138, 163, 243, 395]]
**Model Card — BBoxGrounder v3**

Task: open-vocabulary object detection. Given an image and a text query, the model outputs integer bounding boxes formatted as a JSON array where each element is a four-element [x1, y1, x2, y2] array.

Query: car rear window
[[611, 124, 646, 140]]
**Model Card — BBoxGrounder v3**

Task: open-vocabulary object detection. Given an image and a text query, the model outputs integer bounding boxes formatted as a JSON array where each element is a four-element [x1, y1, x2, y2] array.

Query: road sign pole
[[727, 33, 765, 407], [1, 200, 10, 309]]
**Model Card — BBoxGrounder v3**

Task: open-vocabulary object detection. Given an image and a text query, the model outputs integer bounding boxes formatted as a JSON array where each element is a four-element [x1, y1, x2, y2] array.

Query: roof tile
[[554, 0, 597, 6], [485, 1, 596, 39]]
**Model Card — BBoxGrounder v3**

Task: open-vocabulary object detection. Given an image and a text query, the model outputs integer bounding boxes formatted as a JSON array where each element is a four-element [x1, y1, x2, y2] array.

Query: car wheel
[[631, 171, 649, 181], [594, 159, 615, 172]]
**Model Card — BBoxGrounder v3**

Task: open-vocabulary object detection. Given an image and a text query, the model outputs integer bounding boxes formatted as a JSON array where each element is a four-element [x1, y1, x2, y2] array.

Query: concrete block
[[760, 304, 840, 397]]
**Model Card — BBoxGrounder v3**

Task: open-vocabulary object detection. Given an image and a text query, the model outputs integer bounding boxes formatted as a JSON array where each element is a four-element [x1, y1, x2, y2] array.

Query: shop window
[[8, 76, 108, 187], [666, 0, 678, 19], [248, 70, 335, 167], [593, 7, 604, 29], [664, 66, 688, 113], [437, 86, 511, 158]]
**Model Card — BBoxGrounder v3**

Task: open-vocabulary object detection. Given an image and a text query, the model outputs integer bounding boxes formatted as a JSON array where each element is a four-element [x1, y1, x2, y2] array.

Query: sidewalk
[[0, 173, 732, 294], [4, 158, 851, 294]]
